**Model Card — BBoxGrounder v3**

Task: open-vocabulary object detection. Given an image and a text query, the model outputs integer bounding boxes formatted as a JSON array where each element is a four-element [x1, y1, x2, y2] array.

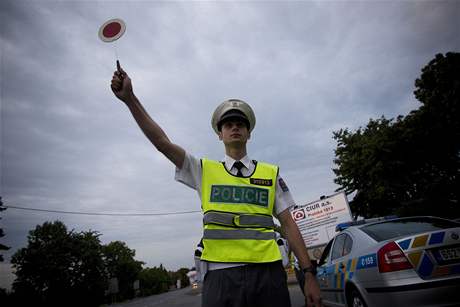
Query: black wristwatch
[[302, 265, 317, 276]]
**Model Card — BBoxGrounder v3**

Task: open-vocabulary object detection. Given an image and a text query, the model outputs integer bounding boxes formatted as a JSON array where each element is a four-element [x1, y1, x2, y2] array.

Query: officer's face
[[218, 120, 250, 145]]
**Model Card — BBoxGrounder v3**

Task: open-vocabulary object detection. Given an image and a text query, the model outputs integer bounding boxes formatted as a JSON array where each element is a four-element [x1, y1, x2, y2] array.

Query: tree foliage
[[0, 197, 11, 304], [333, 52, 460, 218], [11, 221, 107, 306], [0, 197, 10, 262], [102, 241, 144, 301], [7, 219, 177, 305], [138, 264, 171, 296], [170, 267, 191, 288]]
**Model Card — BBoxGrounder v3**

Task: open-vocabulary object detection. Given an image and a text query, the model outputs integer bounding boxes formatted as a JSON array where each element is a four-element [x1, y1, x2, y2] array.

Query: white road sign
[[290, 192, 353, 257]]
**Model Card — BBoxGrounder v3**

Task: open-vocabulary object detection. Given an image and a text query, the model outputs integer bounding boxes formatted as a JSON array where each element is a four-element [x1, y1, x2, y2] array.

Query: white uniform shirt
[[175, 152, 296, 271]]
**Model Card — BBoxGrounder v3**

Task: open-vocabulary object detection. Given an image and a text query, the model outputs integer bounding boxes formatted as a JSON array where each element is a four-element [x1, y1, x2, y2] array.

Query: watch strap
[[302, 266, 317, 276]]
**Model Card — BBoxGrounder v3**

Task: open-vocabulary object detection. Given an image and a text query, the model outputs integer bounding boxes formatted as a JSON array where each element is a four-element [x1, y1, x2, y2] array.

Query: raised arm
[[278, 209, 323, 307], [111, 65, 185, 168]]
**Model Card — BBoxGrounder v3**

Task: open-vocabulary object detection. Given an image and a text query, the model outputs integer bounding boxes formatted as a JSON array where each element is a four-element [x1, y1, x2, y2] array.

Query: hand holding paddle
[[111, 61, 133, 103]]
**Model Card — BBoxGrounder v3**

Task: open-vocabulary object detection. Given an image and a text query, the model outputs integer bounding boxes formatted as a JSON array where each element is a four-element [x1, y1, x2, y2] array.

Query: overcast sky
[[1, 0, 459, 278]]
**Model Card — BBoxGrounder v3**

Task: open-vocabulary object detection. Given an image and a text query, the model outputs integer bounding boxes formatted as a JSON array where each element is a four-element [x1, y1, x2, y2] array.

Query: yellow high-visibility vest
[[200, 158, 282, 263]]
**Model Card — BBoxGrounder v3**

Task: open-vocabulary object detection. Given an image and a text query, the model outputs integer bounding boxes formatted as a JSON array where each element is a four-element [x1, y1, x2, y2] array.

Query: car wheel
[[349, 289, 367, 307]]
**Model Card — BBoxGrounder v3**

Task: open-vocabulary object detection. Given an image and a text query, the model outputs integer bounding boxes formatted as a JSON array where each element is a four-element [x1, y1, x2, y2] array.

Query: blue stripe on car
[[398, 238, 411, 250], [451, 264, 460, 275], [428, 232, 445, 245], [418, 254, 434, 277]]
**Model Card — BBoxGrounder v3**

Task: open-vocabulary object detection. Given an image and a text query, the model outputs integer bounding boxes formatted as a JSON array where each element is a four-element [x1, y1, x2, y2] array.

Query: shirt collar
[[224, 155, 251, 171]]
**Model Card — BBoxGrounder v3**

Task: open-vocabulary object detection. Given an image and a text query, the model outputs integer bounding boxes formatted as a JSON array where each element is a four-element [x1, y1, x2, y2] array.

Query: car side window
[[331, 234, 346, 261], [342, 234, 353, 256]]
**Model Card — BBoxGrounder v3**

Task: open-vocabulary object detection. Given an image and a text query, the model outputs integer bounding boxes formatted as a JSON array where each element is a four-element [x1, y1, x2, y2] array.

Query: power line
[[4, 204, 201, 217]]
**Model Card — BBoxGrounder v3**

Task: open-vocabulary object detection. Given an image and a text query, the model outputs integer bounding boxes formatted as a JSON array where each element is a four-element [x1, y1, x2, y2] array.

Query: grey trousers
[[202, 261, 291, 307]]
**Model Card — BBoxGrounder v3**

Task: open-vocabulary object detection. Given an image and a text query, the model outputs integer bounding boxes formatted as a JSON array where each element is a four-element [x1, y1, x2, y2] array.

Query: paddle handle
[[116, 60, 124, 91]]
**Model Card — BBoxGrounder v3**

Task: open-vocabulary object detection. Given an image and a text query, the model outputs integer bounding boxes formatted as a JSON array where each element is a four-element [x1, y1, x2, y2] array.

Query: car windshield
[[360, 217, 460, 242]]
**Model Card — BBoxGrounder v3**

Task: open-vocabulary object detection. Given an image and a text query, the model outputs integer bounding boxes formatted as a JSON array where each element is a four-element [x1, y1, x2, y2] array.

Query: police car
[[315, 216, 460, 307]]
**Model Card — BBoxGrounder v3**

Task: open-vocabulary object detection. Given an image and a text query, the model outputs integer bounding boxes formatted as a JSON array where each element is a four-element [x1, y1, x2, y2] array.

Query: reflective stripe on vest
[[203, 229, 276, 240], [203, 211, 276, 229], [200, 158, 282, 263]]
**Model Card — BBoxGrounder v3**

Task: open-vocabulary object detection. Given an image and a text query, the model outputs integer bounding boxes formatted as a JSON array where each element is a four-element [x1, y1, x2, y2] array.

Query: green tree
[[139, 264, 171, 296], [102, 241, 143, 301], [170, 267, 190, 288], [0, 197, 11, 305], [407, 52, 460, 215], [10, 221, 107, 306], [0, 197, 10, 262], [414, 52, 460, 133], [333, 52, 460, 218], [333, 117, 408, 217]]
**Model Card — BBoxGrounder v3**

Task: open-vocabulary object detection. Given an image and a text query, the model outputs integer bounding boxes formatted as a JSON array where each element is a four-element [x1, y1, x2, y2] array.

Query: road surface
[[111, 283, 306, 307]]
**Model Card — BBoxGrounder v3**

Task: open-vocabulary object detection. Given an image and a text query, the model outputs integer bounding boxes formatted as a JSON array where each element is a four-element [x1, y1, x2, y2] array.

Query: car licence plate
[[439, 247, 460, 261]]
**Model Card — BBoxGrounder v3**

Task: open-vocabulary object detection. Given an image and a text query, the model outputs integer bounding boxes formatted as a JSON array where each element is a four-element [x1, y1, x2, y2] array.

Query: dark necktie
[[233, 161, 245, 177]]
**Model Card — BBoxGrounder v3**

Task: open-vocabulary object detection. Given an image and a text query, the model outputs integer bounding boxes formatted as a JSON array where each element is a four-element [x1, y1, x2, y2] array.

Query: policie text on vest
[[210, 185, 269, 207]]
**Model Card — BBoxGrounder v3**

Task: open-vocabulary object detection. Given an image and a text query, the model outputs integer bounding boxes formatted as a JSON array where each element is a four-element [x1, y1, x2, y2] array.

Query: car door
[[317, 239, 334, 303], [329, 233, 354, 305]]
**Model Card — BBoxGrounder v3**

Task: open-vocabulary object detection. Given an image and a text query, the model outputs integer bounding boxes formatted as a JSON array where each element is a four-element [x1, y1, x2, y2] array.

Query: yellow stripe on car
[[412, 234, 429, 248], [407, 251, 423, 268]]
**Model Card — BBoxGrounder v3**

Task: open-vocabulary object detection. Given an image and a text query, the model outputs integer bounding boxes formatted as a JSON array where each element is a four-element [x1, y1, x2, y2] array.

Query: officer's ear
[[218, 131, 223, 141], [247, 132, 251, 140]]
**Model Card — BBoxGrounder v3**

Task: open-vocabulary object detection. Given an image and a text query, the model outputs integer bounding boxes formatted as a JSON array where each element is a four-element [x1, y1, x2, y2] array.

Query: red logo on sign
[[293, 210, 305, 221]]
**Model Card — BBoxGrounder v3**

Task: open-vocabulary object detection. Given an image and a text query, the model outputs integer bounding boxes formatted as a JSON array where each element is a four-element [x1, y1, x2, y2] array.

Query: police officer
[[111, 66, 322, 307]]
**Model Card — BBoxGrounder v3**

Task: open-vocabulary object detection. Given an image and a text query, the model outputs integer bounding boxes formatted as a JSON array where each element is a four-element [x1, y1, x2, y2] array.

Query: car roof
[[337, 215, 458, 232], [338, 215, 460, 244]]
